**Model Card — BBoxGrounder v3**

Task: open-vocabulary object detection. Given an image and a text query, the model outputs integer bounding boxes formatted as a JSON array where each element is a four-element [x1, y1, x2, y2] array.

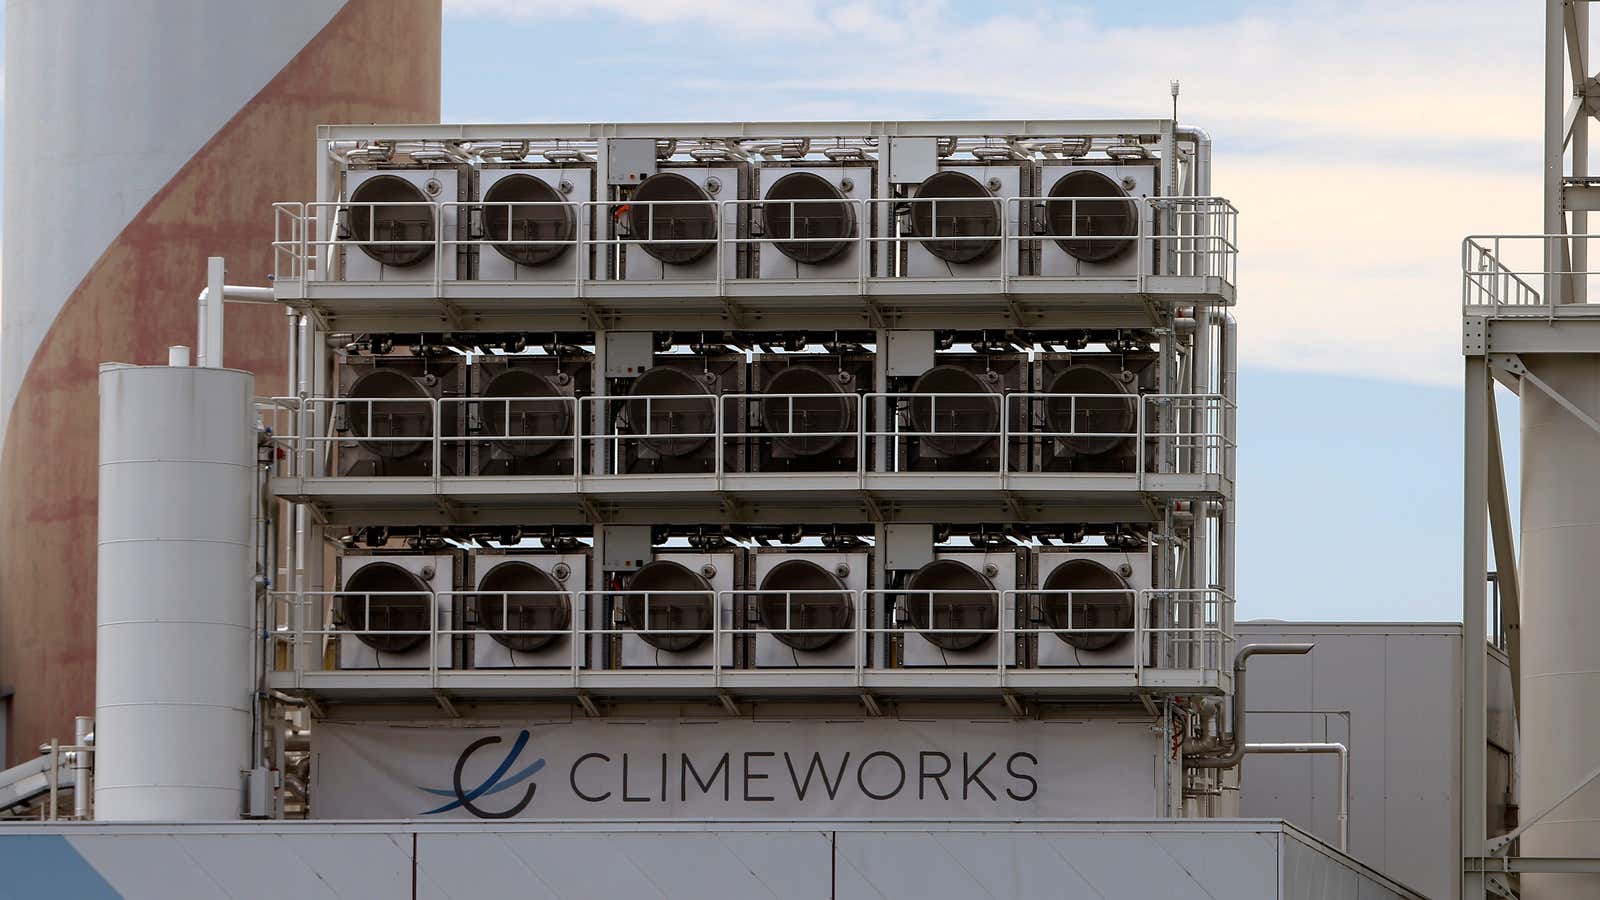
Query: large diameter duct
[[0, 0, 440, 765], [1519, 355, 1600, 897], [95, 363, 255, 820]]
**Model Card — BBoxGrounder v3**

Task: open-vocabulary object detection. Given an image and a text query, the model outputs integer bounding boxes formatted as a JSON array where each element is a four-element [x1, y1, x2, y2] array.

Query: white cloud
[[444, 0, 1543, 385]]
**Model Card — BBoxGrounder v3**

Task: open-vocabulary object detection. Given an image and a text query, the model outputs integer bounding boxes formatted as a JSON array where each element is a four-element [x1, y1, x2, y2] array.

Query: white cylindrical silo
[[95, 362, 256, 820], [1519, 354, 1600, 898]]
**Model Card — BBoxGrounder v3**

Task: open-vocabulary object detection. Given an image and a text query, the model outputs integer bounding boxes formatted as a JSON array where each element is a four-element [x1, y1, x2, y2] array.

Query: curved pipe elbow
[[1185, 642, 1314, 768]]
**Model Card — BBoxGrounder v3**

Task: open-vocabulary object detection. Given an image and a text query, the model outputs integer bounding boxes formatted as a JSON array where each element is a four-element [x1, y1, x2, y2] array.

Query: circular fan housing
[[624, 560, 715, 652], [477, 560, 569, 652], [338, 562, 431, 654], [482, 173, 574, 267], [909, 171, 1002, 264], [348, 175, 435, 268], [758, 559, 853, 651], [624, 366, 716, 458], [346, 368, 433, 459], [763, 172, 856, 265], [1045, 170, 1137, 263], [481, 367, 570, 459], [1040, 558, 1135, 651], [761, 365, 852, 457], [903, 559, 997, 651], [1044, 365, 1135, 456], [629, 172, 717, 265], [907, 365, 1000, 457]]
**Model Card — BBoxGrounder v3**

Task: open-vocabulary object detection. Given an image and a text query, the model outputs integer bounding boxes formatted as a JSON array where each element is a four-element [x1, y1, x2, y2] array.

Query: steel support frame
[[264, 121, 1234, 814], [1460, 5, 1600, 896]]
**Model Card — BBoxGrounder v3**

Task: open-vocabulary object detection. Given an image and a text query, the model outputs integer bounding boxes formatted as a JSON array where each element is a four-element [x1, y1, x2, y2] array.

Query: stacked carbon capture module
[[239, 121, 1242, 821]]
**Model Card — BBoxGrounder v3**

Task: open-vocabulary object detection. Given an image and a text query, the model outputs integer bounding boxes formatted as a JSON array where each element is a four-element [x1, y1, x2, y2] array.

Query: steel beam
[[1462, 356, 1490, 900], [1549, 0, 1570, 305], [1486, 391, 1522, 714], [317, 120, 1175, 142]]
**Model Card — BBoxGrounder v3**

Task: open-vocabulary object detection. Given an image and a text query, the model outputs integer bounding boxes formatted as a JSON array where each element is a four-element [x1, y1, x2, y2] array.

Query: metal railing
[[270, 195, 1238, 291], [266, 586, 1234, 688], [262, 391, 1233, 484], [1462, 236, 1547, 311]]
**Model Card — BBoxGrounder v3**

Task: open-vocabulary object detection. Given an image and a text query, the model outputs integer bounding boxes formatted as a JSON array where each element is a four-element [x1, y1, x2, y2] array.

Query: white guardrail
[[272, 195, 1238, 290], [268, 586, 1234, 684], [256, 391, 1234, 483], [1459, 234, 1600, 312]]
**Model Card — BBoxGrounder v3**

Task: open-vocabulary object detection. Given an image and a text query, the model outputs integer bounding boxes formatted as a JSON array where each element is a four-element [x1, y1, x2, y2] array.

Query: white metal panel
[[95, 364, 255, 821], [621, 166, 743, 282], [1238, 623, 1461, 900], [470, 552, 589, 669], [1036, 162, 1156, 278], [475, 166, 593, 283], [338, 554, 454, 671], [752, 549, 867, 668], [340, 168, 461, 282], [900, 549, 1018, 668], [16, 821, 1425, 900], [1033, 547, 1148, 668], [905, 164, 1025, 279], [755, 164, 872, 280], [618, 551, 737, 668], [64, 833, 232, 899], [417, 830, 835, 900], [412, 832, 566, 900]]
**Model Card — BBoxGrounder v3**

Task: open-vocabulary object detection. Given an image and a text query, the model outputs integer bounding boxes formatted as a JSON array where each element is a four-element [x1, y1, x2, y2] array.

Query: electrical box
[[603, 332, 656, 377], [884, 330, 935, 377], [606, 138, 657, 185], [600, 525, 653, 571], [883, 524, 934, 570], [888, 137, 939, 184]]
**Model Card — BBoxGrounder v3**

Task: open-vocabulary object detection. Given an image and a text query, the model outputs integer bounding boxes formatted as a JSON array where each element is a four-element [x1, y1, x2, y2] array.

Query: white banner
[[312, 718, 1166, 820]]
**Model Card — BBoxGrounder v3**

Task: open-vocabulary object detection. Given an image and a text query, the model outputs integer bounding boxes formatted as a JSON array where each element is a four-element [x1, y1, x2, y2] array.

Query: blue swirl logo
[[417, 730, 544, 818]]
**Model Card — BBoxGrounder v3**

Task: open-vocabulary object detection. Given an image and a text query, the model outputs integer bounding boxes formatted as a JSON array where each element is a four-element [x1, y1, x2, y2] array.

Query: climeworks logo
[[418, 730, 545, 818]]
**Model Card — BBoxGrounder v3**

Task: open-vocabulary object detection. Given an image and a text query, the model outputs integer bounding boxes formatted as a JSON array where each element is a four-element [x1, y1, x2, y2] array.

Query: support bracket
[[576, 692, 602, 718], [1002, 690, 1025, 718], [1138, 691, 1160, 717], [859, 692, 883, 717], [717, 691, 741, 717], [1498, 353, 1600, 439], [432, 690, 460, 719]]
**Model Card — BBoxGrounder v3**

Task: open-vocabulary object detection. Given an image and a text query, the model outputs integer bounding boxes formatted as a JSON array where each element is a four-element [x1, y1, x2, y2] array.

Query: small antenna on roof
[[1170, 79, 1181, 124]]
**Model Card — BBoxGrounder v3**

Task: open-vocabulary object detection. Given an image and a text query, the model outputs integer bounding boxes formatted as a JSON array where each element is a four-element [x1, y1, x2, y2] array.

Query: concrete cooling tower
[[0, 0, 441, 765]]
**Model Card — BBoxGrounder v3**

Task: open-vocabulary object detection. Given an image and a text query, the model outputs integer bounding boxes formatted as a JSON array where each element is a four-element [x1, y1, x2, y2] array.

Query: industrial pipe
[[1185, 643, 1315, 769], [72, 715, 92, 820], [1175, 126, 1212, 196], [194, 256, 275, 368], [1244, 741, 1349, 851], [1219, 313, 1238, 605]]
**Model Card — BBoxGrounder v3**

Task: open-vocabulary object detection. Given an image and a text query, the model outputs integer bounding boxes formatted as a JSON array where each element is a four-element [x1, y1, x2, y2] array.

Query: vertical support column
[[204, 257, 225, 368], [1574, 3, 1591, 303], [1461, 356, 1489, 900], [1547, 0, 1569, 305], [592, 329, 609, 477], [315, 132, 334, 282], [876, 133, 892, 278]]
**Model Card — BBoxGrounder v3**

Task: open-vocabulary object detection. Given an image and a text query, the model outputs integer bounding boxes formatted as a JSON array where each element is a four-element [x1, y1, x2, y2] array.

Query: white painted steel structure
[[106, 117, 1263, 843], [95, 362, 256, 820], [1458, 5, 1600, 898]]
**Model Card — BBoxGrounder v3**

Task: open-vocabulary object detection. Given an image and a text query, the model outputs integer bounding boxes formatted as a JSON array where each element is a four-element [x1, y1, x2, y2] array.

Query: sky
[[0, 1, 1543, 623], [438, 0, 1540, 622]]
